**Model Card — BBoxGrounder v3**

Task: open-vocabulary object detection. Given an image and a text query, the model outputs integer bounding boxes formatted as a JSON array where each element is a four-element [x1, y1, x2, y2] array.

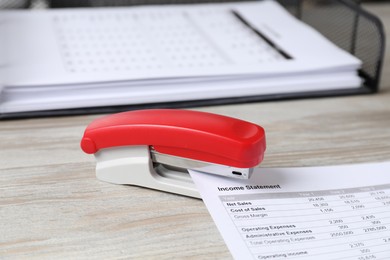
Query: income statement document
[[189, 162, 390, 260]]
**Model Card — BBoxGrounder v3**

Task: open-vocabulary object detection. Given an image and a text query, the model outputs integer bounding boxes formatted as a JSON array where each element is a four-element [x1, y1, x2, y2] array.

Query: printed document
[[0, 1, 361, 114], [189, 162, 390, 259]]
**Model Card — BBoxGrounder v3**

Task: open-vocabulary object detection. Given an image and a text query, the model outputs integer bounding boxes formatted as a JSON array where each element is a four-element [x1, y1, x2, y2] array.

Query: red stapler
[[80, 109, 266, 198]]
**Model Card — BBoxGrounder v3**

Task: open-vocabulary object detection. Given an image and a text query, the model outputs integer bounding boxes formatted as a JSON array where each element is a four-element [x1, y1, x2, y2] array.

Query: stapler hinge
[[95, 145, 201, 198]]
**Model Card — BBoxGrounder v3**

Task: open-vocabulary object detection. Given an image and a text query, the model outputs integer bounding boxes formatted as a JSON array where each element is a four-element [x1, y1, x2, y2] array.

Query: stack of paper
[[0, 0, 361, 115]]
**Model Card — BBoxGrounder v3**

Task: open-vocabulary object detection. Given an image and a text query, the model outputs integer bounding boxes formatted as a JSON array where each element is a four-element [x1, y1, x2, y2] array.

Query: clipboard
[[0, 0, 385, 119]]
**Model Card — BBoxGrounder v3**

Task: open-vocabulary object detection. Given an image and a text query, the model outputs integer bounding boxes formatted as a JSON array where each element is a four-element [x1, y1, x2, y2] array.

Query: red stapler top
[[81, 109, 266, 168]]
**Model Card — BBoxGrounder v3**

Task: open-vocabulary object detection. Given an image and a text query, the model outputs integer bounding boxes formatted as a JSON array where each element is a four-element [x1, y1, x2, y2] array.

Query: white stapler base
[[94, 146, 201, 198]]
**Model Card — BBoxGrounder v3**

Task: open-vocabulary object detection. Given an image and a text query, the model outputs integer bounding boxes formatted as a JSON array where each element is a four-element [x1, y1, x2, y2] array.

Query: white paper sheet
[[3, 0, 360, 86], [189, 162, 390, 259]]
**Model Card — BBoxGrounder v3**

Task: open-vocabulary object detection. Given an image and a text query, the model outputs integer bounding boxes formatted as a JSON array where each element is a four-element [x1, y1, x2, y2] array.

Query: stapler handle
[[80, 109, 266, 168]]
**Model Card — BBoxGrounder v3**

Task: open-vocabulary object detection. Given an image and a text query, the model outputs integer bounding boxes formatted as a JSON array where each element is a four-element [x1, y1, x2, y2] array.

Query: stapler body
[[81, 109, 266, 198]]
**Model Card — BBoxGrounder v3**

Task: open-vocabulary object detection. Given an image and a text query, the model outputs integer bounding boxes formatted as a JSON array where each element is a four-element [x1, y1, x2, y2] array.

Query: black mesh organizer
[[1, 0, 385, 119]]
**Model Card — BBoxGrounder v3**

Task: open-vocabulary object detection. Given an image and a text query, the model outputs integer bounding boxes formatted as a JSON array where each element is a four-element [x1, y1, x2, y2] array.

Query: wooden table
[[1, 3, 390, 259]]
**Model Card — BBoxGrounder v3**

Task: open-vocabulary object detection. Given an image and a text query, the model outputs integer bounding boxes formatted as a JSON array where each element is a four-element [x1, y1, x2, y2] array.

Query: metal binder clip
[[80, 109, 266, 198]]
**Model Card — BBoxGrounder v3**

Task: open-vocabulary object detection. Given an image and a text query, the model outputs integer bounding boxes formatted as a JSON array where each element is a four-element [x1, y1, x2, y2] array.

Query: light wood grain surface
[[1, 3, 390, 259]]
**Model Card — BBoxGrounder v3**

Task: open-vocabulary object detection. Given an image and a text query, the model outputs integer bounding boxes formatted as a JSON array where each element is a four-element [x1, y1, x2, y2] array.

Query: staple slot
[[232, 171, 243, 176]]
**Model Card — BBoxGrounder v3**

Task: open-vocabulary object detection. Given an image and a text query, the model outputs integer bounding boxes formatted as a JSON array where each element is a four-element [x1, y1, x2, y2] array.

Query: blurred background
[[0, 0, 388, 9]]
